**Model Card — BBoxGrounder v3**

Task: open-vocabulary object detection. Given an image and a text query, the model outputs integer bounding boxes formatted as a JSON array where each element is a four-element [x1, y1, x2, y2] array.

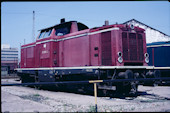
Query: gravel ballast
[[1, 79, 170, 112]]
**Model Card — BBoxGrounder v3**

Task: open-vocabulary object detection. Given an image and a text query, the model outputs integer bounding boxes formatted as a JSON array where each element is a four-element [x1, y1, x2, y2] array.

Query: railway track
[[1, 75, 20, 79], [2, 77, 170, 97], [2, 78, 170, 112]]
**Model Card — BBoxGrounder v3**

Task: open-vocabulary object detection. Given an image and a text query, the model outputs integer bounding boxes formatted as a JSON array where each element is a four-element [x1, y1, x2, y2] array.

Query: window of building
[[2, 54, 18, 56], [1, 56, 18, 58], [1, 50, 18, 52]]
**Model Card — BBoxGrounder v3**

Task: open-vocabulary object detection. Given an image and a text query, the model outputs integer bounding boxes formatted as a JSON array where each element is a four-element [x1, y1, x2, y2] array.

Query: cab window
[[43, 29, 52, 38], [55, 22, 71, 36], [39, 32, 45, 39], [38, 29, 52, 39], [55, 27, 69, 36]]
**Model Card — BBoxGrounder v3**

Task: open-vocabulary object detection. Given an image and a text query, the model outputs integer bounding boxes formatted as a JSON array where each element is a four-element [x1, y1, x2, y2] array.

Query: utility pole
[[24, 39, 25, 45], [32, 11, 35, 42], [19, 43, 21, 67]]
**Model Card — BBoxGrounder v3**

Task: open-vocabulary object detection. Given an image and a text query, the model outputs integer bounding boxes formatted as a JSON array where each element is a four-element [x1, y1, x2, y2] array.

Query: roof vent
[[104, 20, 109, 26], [60, 18, 65, 24]]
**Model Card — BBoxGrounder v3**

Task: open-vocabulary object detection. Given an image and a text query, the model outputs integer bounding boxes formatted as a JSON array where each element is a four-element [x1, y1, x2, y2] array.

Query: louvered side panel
[[122, 32, 128, 60], [129, 33, 137, 60], [138, 34, 144, 61], [101, 31, 112, 65]]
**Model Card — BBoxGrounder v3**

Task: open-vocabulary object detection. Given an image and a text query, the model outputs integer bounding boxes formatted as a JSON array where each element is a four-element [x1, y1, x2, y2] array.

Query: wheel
[[102, 89, 108, 97], [34, 76, 41, 89], [21, 74, 30, 83], [116, 70, 138, 96], [154, 70, 161, 85], [125, 70, 133, 79], [129, 82, 138, 96]]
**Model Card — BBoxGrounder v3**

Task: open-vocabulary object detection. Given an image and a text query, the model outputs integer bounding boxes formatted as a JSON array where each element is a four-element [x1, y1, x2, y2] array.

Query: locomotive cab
[[37, 19, 89, 40]]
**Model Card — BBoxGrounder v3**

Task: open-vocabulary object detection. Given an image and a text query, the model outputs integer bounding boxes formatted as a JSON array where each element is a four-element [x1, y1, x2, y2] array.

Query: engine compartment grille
[[129, 33, 137, 60], [101, 31, 112, 65], [122, 32, 144, 62]]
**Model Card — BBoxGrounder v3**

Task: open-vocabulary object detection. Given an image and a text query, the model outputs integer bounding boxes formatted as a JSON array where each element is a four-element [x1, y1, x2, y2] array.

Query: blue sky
[[1, 1, 170, 59]]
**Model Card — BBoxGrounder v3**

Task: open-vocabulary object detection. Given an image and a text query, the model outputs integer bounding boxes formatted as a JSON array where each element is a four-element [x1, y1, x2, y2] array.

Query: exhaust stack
[[104, 20, 109, 26], [60, 18, 65, 24]]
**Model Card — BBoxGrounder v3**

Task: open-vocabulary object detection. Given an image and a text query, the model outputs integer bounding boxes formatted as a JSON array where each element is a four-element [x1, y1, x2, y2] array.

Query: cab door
[[90, 34, 100, 66]]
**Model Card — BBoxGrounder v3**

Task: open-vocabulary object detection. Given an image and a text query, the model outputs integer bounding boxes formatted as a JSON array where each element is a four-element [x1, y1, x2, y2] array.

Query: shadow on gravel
[[26, 84, 139, 99], [25, 84, 170, 101], [137, 91, 170, 101], [159, 82, 170, 86]]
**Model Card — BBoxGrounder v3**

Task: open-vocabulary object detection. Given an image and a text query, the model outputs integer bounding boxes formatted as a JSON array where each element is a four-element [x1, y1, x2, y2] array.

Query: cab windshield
[[38, 29, 52, 39]]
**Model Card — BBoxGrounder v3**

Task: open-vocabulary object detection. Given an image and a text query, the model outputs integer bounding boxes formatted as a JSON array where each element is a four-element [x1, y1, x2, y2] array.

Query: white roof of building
[[1, 44, 10, 49], [123, 19, 170, 43], [1, 44, 18, 51]]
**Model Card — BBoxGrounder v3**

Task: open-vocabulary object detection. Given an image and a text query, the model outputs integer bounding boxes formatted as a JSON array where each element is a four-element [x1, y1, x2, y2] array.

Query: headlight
[[144, 53, 149, 58], [145, 57, 149, 63], [117, 51, 122, 57], [130, 24, 134, 29], [144, 53, 149, 63], [117, 51, 123, 63], [118, 57, 123, 63]]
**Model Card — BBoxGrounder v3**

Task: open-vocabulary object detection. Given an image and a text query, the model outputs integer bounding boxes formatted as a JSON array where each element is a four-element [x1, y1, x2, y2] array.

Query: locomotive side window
[[39, 32, 46, 39], [43, 29, 52, 38], [55, 22, 71, 36], [39, 29, 52, 39], [55, 27, 69, 36]]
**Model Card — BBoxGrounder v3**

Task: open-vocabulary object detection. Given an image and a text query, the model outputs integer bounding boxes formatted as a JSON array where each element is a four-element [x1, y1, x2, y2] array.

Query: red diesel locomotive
[[16, 18, 158, 95]]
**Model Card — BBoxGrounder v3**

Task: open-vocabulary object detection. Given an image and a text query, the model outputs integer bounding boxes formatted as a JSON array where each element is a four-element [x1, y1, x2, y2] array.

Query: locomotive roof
[[38, 21, 89, 32]]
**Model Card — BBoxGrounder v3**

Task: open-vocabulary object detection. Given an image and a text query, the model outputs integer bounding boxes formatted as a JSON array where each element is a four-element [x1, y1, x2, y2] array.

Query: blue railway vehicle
[[147, 41, 170, 78], [147, 41, 170, 67]]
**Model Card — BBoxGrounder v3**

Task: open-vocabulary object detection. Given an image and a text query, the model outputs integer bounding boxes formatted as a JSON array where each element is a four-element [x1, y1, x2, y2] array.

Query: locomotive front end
[[119, 24, 148, 66]]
